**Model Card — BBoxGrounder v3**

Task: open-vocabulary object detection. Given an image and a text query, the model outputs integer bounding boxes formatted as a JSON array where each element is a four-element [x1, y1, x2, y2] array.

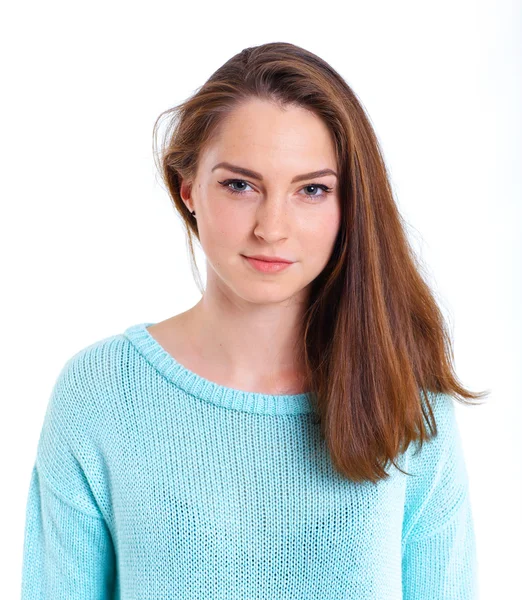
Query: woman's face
[[181, 97, 341, 307]]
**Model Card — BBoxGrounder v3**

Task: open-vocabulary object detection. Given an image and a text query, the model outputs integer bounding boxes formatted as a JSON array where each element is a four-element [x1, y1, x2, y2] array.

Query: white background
[[1, 1, 520, 597]]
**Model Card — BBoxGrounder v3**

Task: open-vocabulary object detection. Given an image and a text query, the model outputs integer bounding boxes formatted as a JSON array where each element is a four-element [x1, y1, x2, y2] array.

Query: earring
[[191, 210, 196, 217]]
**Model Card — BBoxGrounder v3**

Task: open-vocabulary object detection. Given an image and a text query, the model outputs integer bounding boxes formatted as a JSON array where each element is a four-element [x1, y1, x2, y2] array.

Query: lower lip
[[243, 256, 294, 273]]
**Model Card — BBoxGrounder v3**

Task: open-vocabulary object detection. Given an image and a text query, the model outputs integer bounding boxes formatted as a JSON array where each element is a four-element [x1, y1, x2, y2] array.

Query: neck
[[176, 294, 309, 394]]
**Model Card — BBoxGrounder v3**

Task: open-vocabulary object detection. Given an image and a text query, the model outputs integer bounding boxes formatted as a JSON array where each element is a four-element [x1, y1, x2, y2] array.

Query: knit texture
[[21, 322, 479, 599]]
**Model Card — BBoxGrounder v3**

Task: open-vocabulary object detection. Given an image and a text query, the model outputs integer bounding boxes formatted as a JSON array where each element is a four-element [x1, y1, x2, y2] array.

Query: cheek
[[301, 211, 340, 261], [202, 203, 246, 252]]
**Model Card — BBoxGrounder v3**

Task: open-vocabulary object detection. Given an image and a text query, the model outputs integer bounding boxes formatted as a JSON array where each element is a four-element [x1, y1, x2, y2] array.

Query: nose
[[252, 198, 289, 242]]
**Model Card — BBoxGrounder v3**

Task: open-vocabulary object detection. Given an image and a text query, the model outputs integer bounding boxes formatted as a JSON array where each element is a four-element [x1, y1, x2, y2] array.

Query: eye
[[218, 179, 333, 201], [219, 179, 254, 195], [299, 184, 332, 200]]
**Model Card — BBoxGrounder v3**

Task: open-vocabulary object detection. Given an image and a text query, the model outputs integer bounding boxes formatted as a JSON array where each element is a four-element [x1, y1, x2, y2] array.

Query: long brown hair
[[152, 42, 490, 483]]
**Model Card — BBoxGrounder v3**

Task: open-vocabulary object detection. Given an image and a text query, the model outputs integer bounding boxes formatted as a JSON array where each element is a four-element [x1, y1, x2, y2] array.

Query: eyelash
[[218, 179, 333, 201]]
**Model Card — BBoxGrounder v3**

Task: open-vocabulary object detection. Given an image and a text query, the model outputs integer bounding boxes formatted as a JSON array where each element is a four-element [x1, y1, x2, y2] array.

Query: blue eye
[[301, 184, 332, 199], [218, 179, 332, 201], [221, 179, 253, 194]]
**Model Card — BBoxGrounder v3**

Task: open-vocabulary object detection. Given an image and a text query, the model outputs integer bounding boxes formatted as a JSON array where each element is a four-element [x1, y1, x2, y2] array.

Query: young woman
[[21, 42, 488, 599]]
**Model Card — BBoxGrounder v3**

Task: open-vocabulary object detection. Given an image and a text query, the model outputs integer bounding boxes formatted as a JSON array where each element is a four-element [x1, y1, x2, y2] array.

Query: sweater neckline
[[123, 322, 316, 416]]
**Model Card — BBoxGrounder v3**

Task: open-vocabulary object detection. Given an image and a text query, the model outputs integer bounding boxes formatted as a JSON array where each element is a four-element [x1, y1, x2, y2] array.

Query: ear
[[179, 177, 194, 213]]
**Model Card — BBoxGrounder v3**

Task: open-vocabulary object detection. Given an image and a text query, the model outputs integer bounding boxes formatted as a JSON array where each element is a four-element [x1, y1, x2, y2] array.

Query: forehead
[[199, 99, 337, 173]]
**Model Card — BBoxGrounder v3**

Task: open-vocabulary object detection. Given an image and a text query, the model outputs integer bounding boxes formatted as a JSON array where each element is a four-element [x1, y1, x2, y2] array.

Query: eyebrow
[[211, 162, 338, 183]]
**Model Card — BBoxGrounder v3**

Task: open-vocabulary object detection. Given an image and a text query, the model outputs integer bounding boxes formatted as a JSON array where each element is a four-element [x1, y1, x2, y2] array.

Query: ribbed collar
[[123, 322, 316, 416]]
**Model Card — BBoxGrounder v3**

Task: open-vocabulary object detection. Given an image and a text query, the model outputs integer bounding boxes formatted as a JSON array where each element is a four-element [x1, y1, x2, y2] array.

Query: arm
[[21, 465, 116, 599], [21, 357, 117, 599], [401, 393, 479, 599]]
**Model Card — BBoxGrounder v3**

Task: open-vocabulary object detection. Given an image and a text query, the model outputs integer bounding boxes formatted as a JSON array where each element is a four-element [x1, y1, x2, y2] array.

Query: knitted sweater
[[21, 321, 479, 599]]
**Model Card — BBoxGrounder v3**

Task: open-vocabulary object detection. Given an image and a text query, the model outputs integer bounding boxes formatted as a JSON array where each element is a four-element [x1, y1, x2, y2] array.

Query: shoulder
[[44, 330, 134, 430], [411, 391, 459, 456], [58, 329, 134, 389], [36, 329, 136, 475], [405, 390, 468, 487], [402, 391, 473, 543], [35, 331, 132, 518]]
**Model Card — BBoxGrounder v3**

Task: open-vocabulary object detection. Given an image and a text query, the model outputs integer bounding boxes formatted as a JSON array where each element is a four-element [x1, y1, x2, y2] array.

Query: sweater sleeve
[[401, 393, 479, 599], [21, 357, 117, 599]]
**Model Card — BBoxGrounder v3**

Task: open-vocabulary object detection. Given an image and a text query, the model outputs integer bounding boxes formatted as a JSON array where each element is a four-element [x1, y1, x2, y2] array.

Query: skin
[[148, 98, 341, 395]]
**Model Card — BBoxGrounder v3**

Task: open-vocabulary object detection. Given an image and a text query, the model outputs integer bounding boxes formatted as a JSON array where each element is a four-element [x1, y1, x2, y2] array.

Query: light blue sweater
[[21, 322, 479, 599]]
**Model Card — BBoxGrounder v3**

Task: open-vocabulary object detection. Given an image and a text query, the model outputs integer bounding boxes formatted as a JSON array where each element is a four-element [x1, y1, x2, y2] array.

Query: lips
[[244, 255, 293, 263], [243, 255, 294, 273]]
